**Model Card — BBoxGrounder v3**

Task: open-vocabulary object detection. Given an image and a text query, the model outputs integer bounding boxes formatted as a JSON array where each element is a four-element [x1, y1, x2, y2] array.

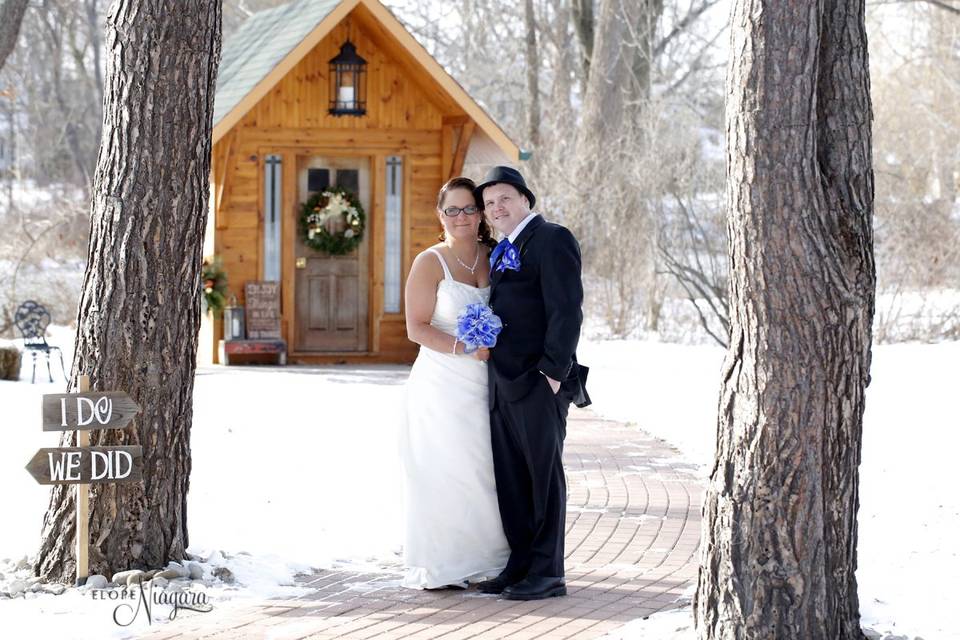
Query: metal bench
[[14, 300, 68, 383]]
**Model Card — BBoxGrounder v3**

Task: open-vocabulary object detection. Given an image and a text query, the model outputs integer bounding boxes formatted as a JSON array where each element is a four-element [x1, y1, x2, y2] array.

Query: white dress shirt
[[508, 212, 539, 244]]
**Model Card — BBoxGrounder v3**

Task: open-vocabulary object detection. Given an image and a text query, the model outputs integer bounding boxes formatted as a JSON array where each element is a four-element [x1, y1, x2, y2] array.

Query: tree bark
[[523, 0, 541, 151], [35, 0, 222, 583], [85, 0, 105, 100], [546, 1, 574, 128], [628, 0, 663, 104], [571, 0, 594, 88], [0, 0, 29, 72], [930, 14, 958, 222], [577, 0, 630, 149], [39, 4, 94, 198], [694, 1, 875, 638]]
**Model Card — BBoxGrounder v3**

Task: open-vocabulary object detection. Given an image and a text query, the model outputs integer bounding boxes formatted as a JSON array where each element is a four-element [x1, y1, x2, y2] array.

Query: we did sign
[[26, 391, 143, 485], [25, 378, 143, 584]]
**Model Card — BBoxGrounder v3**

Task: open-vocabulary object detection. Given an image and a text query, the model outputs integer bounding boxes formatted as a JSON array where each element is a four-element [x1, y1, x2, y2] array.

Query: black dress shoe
[[476, 573, 522, 595], [501, 576, 566, 601]]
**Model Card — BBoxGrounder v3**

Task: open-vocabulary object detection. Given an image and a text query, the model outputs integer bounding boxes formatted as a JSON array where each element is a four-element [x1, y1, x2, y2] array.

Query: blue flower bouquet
[[456, 303, 503, 354]]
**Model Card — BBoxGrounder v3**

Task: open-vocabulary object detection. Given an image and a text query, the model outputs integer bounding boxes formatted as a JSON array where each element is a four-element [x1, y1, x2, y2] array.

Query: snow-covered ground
[[579, 339, 960, 640], [0, 326, 408, 637], [0, 328, 956, 639]]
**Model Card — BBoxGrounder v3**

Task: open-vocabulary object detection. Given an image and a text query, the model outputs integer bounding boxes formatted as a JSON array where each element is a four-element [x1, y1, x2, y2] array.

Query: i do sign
[[41, 391, 140, 432], [27, 380, 144, 584], [26, 391, 143, 485]]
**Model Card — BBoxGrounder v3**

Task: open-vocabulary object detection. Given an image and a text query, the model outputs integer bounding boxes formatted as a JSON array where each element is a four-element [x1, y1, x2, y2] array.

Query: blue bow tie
[[489, 238, 513, 269]]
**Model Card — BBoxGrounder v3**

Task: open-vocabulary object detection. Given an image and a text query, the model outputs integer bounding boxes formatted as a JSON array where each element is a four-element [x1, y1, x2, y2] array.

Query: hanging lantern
[[329, 40, 367, 117]]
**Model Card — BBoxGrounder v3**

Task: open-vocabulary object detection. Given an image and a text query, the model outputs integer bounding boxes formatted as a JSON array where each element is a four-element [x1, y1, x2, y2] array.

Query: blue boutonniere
[[456, 303, 503, 353], [496, 244, 521, 272]]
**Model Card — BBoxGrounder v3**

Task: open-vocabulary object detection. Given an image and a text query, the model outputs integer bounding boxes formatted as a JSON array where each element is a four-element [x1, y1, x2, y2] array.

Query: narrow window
[[263, 155, 282, 282], [384, 156, 403, 313]]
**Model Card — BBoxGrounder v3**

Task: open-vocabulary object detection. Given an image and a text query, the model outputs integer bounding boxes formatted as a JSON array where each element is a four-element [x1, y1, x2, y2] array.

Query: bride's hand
[[471, 347, 490, 362]]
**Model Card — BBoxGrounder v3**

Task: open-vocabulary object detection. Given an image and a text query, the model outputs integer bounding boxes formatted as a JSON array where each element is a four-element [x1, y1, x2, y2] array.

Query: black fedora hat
[[474, 166, 536, 210]]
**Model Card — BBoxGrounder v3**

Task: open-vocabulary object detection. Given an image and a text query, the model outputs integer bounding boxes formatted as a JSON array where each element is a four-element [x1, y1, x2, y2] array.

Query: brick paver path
[[142, 409, 703, 640]]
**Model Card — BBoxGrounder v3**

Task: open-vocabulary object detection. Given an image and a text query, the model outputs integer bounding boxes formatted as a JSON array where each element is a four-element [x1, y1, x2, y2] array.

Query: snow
[[1, 327, 956, 640], [579, 339, 960, 640], [601, 601, 696, 639], [0, 553, 311, 639], [0, 180, 85, 211], [0, 327, 407, 638], [186, 362, 407, 567], [874, 288, 960, 343]]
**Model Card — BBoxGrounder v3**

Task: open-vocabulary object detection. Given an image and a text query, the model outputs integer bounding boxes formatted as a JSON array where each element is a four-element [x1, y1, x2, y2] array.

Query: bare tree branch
[[653, 0, 721, 58], [868, 0, 960, 15]]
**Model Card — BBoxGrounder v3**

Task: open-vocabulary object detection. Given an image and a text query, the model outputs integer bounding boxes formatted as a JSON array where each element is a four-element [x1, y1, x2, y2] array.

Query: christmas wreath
[[299, 187, 365, 255], [201, 256, 229, 315]]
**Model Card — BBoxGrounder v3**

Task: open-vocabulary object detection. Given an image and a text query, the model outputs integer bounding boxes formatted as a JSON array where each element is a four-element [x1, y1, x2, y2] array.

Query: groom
[[475, 166, 590, 600]]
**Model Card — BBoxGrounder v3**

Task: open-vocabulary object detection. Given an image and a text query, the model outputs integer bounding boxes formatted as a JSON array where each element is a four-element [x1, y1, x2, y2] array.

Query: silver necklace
[[452, 244, 480, 274]]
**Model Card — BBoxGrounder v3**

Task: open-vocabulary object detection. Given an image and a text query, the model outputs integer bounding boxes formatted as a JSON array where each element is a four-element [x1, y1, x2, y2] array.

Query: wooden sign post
[[26, 376, 143, 584], [76, 375, 90, 584]]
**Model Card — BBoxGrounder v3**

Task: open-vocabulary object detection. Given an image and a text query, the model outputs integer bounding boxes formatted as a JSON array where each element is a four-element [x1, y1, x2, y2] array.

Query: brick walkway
[[142, 409, 704, 640]]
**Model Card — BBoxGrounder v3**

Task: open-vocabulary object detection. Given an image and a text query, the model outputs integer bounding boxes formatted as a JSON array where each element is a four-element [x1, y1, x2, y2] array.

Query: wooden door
[[294, 156, 370, 352]]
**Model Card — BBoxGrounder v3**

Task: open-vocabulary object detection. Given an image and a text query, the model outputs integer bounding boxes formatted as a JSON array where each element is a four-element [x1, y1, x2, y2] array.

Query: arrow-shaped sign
[[25, 446, 143, 485], [41, 392, 141, 432]]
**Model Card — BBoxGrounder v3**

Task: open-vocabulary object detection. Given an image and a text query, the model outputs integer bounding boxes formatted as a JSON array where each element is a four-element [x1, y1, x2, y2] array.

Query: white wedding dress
[[399, 248, 510, 589]]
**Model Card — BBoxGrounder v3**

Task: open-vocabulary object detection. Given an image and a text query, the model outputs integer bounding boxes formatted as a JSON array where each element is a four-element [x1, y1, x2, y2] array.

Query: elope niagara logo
[[90, 578, 213, 626]]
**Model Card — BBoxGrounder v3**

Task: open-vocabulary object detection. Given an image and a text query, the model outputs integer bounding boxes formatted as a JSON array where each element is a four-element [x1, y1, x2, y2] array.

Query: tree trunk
[[39, 5, 94, 198], [85, 0, 105, 100], [578, 0, 662, 148], [931, 14, 958, 222], [35, 0, 222, 583], [546, 1, 574, 131], [694, 1, 875, 638], [628, 0, 663, 104], [571, 0, 593, 90], [523, 0, 541, 152], [0, 0, 29, 72], [577, 0, 630, 151]]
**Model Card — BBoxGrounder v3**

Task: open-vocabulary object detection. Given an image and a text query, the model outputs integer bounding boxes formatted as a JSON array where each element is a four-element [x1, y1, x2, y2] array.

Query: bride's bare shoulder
[[409, 246, 444, 280]]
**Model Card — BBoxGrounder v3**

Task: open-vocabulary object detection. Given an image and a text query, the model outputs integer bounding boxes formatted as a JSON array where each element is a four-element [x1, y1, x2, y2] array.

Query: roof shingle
[[214, 0, 342, 127]]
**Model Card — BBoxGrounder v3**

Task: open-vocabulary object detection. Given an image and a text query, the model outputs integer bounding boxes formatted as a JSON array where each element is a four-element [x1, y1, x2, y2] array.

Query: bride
[[399, 176, 509, 589]]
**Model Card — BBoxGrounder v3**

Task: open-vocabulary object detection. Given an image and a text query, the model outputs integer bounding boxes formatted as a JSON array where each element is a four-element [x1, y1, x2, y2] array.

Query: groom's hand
[[472, 347, 490, 362], [544, 374, 561, 394]]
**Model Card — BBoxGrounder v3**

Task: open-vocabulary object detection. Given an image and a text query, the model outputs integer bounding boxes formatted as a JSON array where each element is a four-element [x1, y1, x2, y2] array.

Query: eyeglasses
[[442, 205, 480, 217]]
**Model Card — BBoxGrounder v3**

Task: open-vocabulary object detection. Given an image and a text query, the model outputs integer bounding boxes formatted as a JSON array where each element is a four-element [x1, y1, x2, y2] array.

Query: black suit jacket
[[488, 215, 590, 408]]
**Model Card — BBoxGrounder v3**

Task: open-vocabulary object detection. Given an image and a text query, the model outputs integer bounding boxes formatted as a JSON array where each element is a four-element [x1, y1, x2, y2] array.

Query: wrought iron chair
[[14, 300, 68, 384]]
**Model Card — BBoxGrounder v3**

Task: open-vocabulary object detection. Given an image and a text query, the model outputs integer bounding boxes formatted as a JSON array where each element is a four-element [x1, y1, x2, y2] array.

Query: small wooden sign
[[42, 392, 141, 432], [25, 446, 143, 485], [245, 281, 282, 339]]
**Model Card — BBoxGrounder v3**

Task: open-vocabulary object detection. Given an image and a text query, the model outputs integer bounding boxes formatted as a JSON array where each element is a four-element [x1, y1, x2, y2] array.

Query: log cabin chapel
[[199, 0, 526, 365]]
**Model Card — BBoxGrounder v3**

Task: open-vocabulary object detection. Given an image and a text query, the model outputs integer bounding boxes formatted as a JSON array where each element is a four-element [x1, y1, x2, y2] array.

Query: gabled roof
[[213, 0, 520, 162], [215, 0, 341, 128]]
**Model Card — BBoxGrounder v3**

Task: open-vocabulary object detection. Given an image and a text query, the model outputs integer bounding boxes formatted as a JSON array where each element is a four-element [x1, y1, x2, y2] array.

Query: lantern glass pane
[[329, 43, 366, 114]]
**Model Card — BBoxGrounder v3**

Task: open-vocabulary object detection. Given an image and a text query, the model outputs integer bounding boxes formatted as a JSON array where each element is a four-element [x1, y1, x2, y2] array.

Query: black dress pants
[[490, 375, 570, 579]]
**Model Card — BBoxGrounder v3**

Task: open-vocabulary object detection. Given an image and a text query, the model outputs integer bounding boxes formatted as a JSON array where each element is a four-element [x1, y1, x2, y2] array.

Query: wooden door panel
[[307, 276, 330, 331], [336, 277, 358, 330], [294, 155, 370, 352]]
